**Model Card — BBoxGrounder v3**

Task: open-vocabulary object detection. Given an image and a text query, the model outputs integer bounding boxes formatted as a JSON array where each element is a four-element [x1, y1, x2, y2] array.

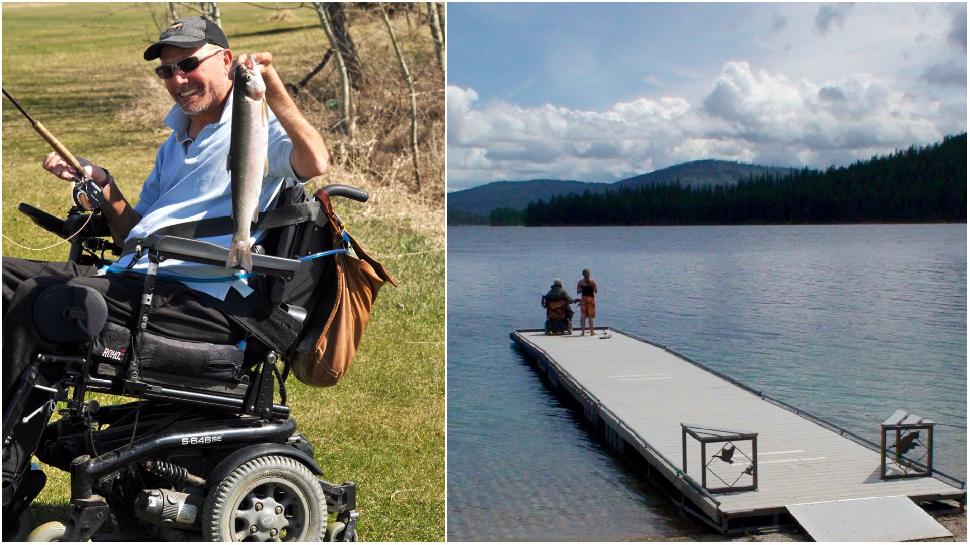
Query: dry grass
[[285, 4, 445, 234], [118, 76, 172, 136]]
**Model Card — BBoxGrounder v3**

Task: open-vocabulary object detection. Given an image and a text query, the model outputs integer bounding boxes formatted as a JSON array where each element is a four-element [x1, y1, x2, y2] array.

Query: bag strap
[[313, 189, 398, 287]]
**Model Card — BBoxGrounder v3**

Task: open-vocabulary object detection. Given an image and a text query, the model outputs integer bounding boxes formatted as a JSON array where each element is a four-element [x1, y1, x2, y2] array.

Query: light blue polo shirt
[[110, 93, 302, 300]]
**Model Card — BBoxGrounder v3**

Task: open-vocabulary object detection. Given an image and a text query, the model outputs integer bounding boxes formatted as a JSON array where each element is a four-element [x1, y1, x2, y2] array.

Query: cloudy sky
[[447, 3, 967, 190]]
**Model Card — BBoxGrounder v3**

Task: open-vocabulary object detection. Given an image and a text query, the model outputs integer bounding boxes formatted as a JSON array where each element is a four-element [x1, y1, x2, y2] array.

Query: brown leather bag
[[290, 190, 396, 387]]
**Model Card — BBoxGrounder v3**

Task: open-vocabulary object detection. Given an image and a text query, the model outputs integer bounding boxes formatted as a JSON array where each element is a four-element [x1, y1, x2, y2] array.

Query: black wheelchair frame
[[3, 184, 366, 541]]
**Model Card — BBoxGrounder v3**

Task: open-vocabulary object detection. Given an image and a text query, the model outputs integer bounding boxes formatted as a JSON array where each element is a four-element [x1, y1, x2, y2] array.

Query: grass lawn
[[2, 3, 444, 541]]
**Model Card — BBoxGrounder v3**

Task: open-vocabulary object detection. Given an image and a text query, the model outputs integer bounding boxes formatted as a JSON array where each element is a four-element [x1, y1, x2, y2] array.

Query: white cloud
[[448, 59, 964, 189]]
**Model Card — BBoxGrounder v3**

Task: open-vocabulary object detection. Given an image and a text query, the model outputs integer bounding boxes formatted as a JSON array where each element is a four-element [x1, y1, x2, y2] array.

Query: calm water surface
[[447, 224, 966, 541]]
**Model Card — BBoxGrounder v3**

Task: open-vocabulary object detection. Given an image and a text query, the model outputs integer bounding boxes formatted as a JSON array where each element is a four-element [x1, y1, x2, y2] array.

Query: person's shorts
[[580, 296, 596, 318]]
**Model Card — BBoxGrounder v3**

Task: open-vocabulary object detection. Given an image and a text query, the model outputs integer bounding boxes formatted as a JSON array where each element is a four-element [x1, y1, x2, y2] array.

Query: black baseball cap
[[144, 16, 230, 61]]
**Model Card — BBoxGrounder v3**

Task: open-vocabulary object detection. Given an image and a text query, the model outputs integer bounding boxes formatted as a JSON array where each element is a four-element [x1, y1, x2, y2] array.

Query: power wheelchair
[[3, 183, 369, 541], [540, 296, 572, 335]]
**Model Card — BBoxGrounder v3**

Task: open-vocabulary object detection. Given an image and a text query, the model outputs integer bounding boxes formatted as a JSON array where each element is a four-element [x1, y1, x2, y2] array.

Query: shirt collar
[[163, 92, 234, 144]]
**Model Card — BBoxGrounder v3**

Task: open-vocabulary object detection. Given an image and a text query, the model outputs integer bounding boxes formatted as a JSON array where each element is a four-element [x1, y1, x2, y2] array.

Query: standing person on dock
[[577, 268, 598, 335], [543, 278, 574, 335]]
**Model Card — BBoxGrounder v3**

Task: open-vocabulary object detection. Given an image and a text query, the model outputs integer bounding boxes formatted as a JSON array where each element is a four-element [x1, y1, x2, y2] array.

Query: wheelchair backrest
[[256, 184, 341, 354], [546, 298, 568, 320]]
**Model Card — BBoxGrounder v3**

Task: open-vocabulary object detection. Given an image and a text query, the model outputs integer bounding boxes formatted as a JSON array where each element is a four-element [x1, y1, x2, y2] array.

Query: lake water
[[446, 224, 966, 541]]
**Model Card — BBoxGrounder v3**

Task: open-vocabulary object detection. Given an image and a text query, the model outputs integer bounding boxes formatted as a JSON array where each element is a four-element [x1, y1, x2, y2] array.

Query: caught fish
[[226, 61, 268, 271]]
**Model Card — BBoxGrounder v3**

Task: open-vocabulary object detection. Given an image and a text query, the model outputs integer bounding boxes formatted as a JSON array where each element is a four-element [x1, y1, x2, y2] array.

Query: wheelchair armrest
[[142, 234, 303, 280]]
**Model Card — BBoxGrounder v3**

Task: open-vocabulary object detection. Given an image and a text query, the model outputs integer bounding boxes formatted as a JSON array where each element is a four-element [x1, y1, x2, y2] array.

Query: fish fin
[[226, 239, 254, 272]]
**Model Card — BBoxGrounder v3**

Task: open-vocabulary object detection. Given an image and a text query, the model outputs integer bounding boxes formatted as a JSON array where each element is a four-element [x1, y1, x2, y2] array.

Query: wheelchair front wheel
[[26, 521, 66, 542], [325, 521, 358, 542], [202, 455, 327, 542]]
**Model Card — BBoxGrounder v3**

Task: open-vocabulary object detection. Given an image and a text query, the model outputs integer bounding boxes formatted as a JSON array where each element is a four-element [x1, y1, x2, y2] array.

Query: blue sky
[[447, 3, 967, 190]]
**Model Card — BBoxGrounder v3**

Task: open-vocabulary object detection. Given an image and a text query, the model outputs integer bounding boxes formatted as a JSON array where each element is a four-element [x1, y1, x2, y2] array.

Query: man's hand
[[41, 152, 108, 186], [237, 52, 274, 75]]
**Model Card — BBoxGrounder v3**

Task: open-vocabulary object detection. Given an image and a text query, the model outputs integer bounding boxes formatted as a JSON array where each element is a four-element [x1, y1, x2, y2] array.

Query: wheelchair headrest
[[34, 284, 108, 343]]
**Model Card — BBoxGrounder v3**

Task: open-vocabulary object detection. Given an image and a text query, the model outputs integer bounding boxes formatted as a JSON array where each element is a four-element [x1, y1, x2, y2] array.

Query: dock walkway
[[511, 327, 965, 536]]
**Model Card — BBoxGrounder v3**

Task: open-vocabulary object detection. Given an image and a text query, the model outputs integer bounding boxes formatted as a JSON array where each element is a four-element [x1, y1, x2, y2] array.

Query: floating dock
[[511, 327, 965, 539]]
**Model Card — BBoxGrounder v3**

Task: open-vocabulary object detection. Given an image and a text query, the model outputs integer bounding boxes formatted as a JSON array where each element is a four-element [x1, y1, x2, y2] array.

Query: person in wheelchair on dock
[[2, 16, 391, 542], [541, 278, 575, 335]]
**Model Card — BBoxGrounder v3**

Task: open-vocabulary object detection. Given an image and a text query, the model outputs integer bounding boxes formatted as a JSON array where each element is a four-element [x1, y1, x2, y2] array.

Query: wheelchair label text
[[181, 435, 223, 446], [101, 347, 126, 361]]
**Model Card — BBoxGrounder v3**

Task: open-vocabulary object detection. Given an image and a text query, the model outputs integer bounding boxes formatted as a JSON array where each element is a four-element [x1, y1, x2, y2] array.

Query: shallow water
[[447, 224, 966, 540]]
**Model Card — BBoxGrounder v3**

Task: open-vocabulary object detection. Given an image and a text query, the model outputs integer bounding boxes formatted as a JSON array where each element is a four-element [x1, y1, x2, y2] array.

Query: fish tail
[[226, 239, 254, 272]]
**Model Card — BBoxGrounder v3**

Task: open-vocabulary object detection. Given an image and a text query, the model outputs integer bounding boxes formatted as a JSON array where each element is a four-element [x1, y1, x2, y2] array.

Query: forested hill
[[523, 134, 967, 226], [448, 179, 606, 218], [448, 160, 791, 223], [613, 159, 792, 190]]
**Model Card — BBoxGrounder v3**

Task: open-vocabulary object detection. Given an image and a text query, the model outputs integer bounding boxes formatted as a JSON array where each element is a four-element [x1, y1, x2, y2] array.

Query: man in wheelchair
[[2, 17, 366, 541], [541, 279, 575, 335]]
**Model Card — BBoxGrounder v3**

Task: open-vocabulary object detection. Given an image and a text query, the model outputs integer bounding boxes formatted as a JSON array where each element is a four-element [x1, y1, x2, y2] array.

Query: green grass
[[3, 3, 444, 541]]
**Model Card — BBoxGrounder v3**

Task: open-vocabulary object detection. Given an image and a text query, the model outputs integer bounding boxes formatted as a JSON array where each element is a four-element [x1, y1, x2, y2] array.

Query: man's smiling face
[[159, 44, 232, 117]]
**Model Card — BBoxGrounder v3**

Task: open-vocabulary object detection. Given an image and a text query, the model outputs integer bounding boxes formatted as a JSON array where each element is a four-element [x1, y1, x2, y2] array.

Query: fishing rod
[[2, 87, 104, 211]]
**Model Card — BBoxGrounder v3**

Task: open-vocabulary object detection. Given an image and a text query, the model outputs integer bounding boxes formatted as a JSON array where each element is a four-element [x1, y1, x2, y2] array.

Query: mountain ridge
[[448, 159, 795, 220]]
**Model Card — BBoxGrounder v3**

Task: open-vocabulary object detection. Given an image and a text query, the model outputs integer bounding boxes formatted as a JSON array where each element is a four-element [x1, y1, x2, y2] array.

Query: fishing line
[[383, 247, 444, 258], [1, 212, 94, 252], [3, 86, 106, 249]]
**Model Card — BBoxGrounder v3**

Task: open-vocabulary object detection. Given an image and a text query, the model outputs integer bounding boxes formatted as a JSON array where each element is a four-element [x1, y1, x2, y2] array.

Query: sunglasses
[[155, 49, 223, 80]]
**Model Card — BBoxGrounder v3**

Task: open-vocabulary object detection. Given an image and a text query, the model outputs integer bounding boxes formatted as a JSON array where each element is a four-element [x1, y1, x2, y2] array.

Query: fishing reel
[[72, 177, 104, 211]]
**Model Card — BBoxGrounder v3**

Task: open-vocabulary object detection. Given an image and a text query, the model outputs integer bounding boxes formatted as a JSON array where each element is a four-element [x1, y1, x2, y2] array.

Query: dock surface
[[511, 327, 964, 534]]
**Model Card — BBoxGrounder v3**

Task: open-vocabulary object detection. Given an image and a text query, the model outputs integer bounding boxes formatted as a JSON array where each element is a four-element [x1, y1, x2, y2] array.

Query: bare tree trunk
[[436, 2, 445, 50], [199, 2, 221, 26], [381, 4, 421, 189], [428, 2, 445, 71], [324, 3, 363, 91], [403, 3, 412, 28], [167, 2, 179, 24], [314, 2, 356, 144]]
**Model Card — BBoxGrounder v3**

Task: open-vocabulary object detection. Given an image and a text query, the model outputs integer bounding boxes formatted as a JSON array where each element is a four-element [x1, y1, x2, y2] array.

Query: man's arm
[[41, 152, 141, 246], [95, 170, 142, 246], [241, 52, 330, 180]]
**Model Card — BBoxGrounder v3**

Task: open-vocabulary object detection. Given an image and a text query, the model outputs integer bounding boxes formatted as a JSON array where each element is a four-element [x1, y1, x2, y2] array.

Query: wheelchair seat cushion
[[92, 323, 244, 384], [33, 284, 108, 343], [138, 332, 244, 383]]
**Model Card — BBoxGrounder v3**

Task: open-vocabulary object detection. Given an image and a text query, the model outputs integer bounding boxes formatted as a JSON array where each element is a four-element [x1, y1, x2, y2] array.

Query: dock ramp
[[510, 327, 965, 536], [786, 496, 952, 541]]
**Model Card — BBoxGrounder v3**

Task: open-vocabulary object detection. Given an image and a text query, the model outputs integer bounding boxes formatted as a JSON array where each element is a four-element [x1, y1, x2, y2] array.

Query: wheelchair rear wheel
[[202, 455, 327, 541]]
